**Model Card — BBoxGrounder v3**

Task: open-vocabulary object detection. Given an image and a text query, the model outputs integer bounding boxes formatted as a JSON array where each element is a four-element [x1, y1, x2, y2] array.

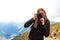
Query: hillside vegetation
[[12, 22, 60, 40]]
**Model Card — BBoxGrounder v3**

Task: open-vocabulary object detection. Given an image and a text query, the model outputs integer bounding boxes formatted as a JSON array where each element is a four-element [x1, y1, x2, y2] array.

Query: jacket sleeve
[[41, 21, 50, 37], [24, 18, 35, 27]]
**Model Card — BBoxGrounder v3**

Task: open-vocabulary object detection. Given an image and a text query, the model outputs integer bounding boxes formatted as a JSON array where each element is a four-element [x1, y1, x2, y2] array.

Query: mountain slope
[[11, 22, 60, 40]]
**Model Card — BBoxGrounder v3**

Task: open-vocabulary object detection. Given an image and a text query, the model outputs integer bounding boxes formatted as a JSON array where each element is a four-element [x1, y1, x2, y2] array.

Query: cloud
[[49, 17, 60, 22], [0, 36, 7, 40], [0, 0, 59, 22]]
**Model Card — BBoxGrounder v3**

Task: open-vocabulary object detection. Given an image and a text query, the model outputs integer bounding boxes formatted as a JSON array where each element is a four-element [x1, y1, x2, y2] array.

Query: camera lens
[[37, 13, 43, 19]]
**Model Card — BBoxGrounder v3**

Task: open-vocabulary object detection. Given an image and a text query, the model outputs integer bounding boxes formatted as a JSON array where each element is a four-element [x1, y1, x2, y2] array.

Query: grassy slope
[[50, 22, 60, 38], [12, 22, 60, 40], [50, 22, 60, 33]]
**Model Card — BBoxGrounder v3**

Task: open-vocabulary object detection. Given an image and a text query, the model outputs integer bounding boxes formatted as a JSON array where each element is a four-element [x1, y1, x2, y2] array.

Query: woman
[[24, 8, 50, 40]]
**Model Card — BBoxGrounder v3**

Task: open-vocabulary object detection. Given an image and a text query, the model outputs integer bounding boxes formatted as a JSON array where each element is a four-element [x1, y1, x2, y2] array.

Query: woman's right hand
[[33, 13, 37, 20]]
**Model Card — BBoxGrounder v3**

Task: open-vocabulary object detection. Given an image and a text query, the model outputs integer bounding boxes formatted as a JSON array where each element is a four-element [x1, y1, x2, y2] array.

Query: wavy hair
[[34, 8, 50, 28]]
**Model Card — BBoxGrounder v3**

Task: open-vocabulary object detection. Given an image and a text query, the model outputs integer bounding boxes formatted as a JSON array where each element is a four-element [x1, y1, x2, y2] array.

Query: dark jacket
[[24, 18, 50, 40]]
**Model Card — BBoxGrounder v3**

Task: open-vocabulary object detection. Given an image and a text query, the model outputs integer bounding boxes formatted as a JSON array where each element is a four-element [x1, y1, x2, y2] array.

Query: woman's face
[[38, 10, 45, 18]]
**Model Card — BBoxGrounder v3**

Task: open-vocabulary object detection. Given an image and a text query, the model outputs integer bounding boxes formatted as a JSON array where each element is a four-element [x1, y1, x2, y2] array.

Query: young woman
[[24, 8, 50, 40]]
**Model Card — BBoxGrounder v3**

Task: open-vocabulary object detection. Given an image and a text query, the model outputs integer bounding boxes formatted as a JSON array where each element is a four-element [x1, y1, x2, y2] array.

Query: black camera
[[37, 13, 43, 19]]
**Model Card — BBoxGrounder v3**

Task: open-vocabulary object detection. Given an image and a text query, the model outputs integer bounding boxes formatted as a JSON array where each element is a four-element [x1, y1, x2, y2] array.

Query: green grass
[[50, 22, 60, 38], [50, 22, 60, 33], [11, 22, 60, 40]]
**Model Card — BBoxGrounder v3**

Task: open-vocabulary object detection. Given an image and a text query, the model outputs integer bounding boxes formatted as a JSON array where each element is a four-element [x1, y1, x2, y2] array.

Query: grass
[[11, 22, 60, 40], [50, 22, 60, 38]]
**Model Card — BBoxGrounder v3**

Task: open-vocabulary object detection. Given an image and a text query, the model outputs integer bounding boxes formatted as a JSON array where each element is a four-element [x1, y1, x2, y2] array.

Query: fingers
[[39, 18, 45, 25], [40, 18, 44, 21], [33, 13, 37, 20]]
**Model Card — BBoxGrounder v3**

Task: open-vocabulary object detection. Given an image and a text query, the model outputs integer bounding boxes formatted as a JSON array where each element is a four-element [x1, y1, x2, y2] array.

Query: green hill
[[11, 29, 30, 40], [11, 22, 60, 40], [50, 22, 60, 38]]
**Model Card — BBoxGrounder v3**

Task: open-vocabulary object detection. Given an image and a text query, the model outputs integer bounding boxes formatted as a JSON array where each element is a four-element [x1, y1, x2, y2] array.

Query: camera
[[37, 13, 43, 19]]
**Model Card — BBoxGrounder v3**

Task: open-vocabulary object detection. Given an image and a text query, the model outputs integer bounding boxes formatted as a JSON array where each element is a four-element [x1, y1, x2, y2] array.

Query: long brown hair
[[37, 8, 49, 21], [34, 8, 49, 28]]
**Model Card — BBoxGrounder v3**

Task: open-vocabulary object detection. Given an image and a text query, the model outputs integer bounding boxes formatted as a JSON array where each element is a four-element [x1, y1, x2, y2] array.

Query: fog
[[0, 0, 60, 22]]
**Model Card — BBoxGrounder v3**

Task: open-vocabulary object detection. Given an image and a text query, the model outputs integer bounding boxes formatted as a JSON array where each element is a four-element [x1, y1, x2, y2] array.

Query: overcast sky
[[0, 0, 60, 22]]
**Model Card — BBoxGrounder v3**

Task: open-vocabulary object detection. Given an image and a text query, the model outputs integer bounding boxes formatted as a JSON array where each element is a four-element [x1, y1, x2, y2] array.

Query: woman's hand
[[33, 13, 37, 20], [40, 18, 45, 25]]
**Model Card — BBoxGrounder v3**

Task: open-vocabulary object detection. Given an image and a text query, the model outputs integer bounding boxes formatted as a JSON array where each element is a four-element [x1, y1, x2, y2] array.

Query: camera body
[[37, 13, 43, 19]]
